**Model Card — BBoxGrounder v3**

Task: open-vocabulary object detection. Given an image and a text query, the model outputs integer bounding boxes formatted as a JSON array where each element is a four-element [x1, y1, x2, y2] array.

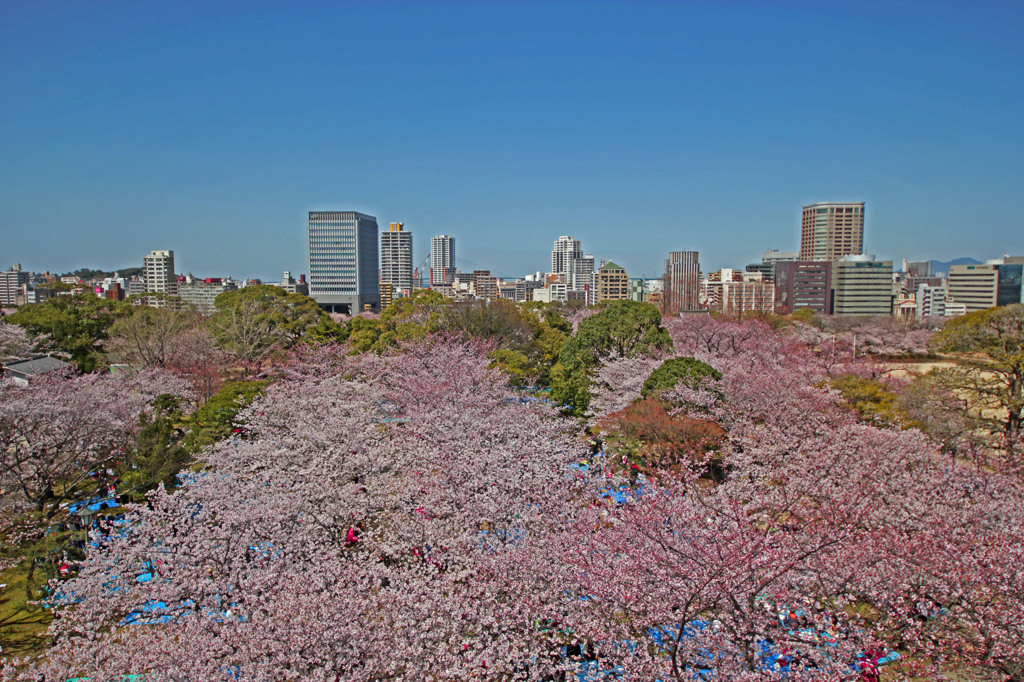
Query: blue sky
[[2, 0, 1022, 280]]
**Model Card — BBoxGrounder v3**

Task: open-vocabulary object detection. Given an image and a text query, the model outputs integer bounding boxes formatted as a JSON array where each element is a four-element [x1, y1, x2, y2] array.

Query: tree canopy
[[933, 303, 1024, 464], [641, 356, 722, 399], [552, 301, 672, 414], [6, 293, 127, 371]]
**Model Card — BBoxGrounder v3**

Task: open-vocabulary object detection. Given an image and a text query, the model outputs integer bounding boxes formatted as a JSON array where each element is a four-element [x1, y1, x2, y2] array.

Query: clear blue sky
[[2, 0, 1022, 280]]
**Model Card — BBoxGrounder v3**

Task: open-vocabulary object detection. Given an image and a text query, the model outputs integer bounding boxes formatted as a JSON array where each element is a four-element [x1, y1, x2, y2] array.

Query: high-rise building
[[831, 255, 893, 317], [380, 222, 413, 296], [550, 237, 596, 302], [800, 202, 865, 262], [663, 251, 700, 314], [308, 211, 380, 314], [597, 262, 629, 302], [0, 264, 31, 307], [430, 235, 455, 286], [551, 236, 583, 276], [143, 250, 176, 307]]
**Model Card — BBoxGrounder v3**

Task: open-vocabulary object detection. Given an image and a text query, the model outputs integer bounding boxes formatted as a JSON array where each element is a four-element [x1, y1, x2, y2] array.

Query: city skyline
[[2, 2, 1022, 280]]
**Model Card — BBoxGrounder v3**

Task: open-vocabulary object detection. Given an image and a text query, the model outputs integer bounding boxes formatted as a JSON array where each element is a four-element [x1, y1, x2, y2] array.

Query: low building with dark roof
[[3, 355, 74, 385]]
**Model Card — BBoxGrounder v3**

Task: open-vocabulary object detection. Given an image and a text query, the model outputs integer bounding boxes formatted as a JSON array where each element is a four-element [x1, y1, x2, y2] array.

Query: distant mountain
[[930, 257, 983, 276]]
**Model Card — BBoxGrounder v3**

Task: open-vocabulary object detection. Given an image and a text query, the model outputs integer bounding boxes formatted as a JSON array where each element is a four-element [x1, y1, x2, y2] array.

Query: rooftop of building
[[3, 355, 73, 377], [802, 202, 865, 208]]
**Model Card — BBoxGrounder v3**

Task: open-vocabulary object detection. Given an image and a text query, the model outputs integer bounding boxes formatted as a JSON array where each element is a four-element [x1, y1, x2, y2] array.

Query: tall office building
[[663, 251, 701, 314], [380, 222, 413, 296], [551, 236, 583, 276], [800, 202, 865, 262], [551, 236, 596, 302], [430, 235, 455, 286], [143, 250, 176, 307], [308, 211, 380, 313]]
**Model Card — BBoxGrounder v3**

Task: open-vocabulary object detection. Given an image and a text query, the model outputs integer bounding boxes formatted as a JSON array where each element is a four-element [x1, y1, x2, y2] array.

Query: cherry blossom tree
[[588, 353, 666, 418], [0, 367, 192, 607], [14, 321, 1024, 681], [0, 368, 192, 519], [25, 337, 591, 680], [0, 322, 42, 362]]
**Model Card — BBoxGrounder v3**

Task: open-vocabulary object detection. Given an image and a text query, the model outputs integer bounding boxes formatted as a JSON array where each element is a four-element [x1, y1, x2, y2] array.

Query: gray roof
[[3, 355, 73, 377]]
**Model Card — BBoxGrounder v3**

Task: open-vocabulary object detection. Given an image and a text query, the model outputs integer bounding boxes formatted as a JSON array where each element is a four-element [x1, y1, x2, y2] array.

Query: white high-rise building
[[381, 222, 414, 295], [551, 236, 583, 276], [143, 250, 176, 307], [550, 236, 597, 302], [430, 235, 455, 286]]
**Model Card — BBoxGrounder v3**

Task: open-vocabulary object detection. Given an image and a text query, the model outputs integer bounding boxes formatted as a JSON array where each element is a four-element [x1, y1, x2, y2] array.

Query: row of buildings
[[0, 251, 307, 315], [306, 212, 640, 313], [693, 203, 1023, 319], [4, 202, 1020, 319], [306, 203, 1018, 319]]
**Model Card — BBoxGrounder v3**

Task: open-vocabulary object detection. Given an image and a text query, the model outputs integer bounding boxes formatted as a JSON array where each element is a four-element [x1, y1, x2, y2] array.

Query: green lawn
[[0, 563, 53, 659]]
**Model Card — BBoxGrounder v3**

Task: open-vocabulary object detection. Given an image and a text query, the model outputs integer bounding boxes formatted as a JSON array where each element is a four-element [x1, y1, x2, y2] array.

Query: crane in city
[[413, 253, 431, 289]]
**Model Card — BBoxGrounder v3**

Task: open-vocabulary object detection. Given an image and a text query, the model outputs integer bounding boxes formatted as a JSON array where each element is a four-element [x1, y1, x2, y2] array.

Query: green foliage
[[344, 290, 449, 354], [7, 292, 127, 371], [552, 301, 672, 414], [213, 285, 325, 344], [183, 380, 267, 452], [303, 315, 350, 346], [346, 316, 387, 353], [531, 322, 568, 386], [440, 299, 534, 348], [641, 357, 722, 399], [559, 300, 672, 367], [830, 374, 905, 427], [933, 304, 1024, 362], [931, 304, 1024, 456], [488, 349, 535, 388], [549, 361, 593, 415], [60, 266, 142, 280], [532, 304, 571, 334], [120, 395, 191, 500], [789, 308, 817, 325]]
